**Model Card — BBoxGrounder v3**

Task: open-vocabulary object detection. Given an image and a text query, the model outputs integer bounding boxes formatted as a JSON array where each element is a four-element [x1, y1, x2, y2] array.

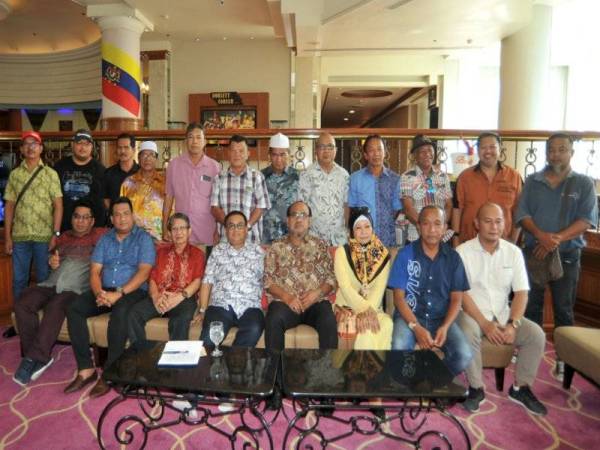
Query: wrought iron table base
[[283, 398, 471, 450], [97, 385, 275, 450]]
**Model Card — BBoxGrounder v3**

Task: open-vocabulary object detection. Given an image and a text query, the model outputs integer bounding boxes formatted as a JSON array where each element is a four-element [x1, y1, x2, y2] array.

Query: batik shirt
[[264, 235, 336, 303], [261, 165, 299, 244], [211, 166, 271, 243], [298, 162, 349, 245], [400, 166, 452, 242], [120, 171, 166, 240], [203, 242, 265, 318]]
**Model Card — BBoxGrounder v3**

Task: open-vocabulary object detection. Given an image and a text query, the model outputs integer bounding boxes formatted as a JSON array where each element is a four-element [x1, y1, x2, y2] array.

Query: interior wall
[[370, 105, 409, 128], [169, 39, 291, 125]]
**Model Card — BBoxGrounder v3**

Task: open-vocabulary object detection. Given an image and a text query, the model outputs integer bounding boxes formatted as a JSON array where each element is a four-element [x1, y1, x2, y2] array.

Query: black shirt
[[54, 157, 106, 230], [103, 162, 140, 203]]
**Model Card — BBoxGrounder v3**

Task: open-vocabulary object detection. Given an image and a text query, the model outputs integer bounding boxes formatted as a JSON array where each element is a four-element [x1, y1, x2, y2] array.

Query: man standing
[[13, 200, 105, 386], [54, 128, 105, 230], [196, 211, 265, 347], [264, 201, 337, 351], [261, 132, 299, 244], [102, 133, 139, 210], [400, 135, 452, 243], [348, 134, 401, 248], [65, 197, 155, 398], [163, 123, 220, 245], [4, 131, 63, 337], [454, 132, 522, 245], [298, 132, 349, 246], [516, 133, 598, 330], [211, 135, 270, 243], [129, 213, 205, 346], [457, 203, 546, 415], [389, 205, 472, 376], [120, 141, 165, 240]]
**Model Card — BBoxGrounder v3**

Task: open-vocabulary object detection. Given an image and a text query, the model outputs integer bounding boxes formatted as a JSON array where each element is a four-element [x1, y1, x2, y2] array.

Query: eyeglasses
[[170, 225, 189, 232], [316, 144, 336, 151], [289, 212, 309, 219], [226, 223, 246, 230], [139, 152, 157, 159], [73, 213, 93, 220]]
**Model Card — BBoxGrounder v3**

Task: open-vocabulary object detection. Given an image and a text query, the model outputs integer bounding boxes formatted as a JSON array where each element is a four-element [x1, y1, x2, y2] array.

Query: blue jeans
[[12, 241, 50, 301], [526, 248, 581, 328], [200, 305, 264, 348], [391, 311, 473, 376]]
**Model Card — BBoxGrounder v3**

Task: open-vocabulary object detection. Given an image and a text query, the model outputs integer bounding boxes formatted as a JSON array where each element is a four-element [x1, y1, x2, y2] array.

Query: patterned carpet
[[1, 332, 599, 450]]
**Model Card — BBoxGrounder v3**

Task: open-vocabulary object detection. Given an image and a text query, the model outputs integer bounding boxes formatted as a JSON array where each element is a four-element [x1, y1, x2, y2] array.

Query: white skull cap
[[269, 132, 290, 149]]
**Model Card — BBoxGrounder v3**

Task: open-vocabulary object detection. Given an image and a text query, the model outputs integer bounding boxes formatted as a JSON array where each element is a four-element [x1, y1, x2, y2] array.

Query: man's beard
[[547, 163, 567, 174]]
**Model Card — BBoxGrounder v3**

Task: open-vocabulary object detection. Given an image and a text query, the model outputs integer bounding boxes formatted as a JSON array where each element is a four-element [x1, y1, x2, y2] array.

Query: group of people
[[4, 125, 597, 417]]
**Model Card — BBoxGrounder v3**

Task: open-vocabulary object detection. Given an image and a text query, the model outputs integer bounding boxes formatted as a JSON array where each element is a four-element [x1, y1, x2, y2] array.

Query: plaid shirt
[[400, 166, 452, 242], [211, 166, 271, 243]]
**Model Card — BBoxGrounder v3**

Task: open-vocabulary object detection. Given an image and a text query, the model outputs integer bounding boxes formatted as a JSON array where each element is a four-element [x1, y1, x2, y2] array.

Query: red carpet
[[1, 331, 599, 449]]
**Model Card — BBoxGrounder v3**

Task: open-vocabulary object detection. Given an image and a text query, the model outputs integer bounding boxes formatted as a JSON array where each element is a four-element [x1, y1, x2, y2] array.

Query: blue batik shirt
[[261, 165, 299, 244], [388, 240, 469, 321]]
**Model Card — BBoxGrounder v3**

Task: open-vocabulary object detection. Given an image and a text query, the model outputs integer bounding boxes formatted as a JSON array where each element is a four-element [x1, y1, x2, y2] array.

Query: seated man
[[389, 205, 472, 377], [65, 197, 155, 398], [196, 211, 265, 347], [13, 200, 106, 386], [457, 203, 546, 415], [128, 213, 205, 347], [264, 200, 337, 351]]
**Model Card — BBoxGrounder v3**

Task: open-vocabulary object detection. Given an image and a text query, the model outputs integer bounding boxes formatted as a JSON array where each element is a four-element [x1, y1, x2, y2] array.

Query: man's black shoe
[[3, 326, 17, 339]]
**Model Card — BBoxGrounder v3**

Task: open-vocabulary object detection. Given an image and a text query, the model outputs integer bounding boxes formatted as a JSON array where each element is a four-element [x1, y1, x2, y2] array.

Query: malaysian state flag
[[101, 42, 141, 117]]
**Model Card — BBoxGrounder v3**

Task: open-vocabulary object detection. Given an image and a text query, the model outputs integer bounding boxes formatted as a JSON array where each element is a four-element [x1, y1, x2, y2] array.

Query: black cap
[[410, 134, 435, 153], [73, 128, 93, 144]]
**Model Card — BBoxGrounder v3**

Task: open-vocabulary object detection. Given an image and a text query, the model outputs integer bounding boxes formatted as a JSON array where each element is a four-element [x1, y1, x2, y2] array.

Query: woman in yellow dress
[[334, 208, 393, 350]]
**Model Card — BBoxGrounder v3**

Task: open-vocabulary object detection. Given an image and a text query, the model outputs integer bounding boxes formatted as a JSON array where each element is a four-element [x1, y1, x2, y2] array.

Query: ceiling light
[[349, 110, 355, 114], [222, 36, 228, 41], [343, 117, 349, 121], [195, 37, 201, 42], [250, 36, 255, 40]]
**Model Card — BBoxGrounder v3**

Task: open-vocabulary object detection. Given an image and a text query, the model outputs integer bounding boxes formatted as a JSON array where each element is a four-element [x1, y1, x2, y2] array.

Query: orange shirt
[[456, 164, 523, 243]]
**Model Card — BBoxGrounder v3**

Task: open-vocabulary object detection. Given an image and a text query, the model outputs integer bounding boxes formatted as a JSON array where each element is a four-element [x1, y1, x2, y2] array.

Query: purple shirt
[[166, 152, 221, 245]]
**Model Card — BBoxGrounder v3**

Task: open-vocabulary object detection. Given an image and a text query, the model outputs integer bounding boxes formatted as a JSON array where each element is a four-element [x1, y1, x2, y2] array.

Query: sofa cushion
[[554, 326, 600, 385]]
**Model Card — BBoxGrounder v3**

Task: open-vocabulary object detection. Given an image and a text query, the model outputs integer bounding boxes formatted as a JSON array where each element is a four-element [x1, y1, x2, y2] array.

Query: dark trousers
[[66, 289, 146, 371], [14, 286, 77, 364], [526, 249, 581, 328], [128, 296, 197, 345], [200, 305, 264, 347], [264, 300, 337, 351]]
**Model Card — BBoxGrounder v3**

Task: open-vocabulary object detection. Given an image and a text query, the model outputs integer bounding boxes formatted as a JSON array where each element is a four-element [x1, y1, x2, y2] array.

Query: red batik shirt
[[150, 244, 206, 292]]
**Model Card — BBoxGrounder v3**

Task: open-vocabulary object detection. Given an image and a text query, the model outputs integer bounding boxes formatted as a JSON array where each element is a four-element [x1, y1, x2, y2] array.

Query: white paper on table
[[158, 340, 206, 367]]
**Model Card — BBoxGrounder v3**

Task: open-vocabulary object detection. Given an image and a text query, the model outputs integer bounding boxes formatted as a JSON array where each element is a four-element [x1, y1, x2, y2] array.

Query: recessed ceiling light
[[250, 36, 255, 40], [222, 36, 228, 40], [195, 37, 201, 42], [343, 117, 349, 121], [349, 109, 355, 114]]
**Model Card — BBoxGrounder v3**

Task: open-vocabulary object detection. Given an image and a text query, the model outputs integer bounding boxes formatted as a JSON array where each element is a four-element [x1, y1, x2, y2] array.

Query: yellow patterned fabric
[[346, 235, 389, 285], [120, 170, 165, 240], [4, 161, 62, 242]]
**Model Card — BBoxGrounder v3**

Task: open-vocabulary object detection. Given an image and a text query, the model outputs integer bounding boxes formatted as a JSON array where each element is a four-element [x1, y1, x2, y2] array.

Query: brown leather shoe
[[64, 371, 98, 394], [89, 377, 111, 398]]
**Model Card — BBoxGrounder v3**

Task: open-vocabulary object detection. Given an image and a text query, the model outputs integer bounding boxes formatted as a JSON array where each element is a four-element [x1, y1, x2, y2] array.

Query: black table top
[[282, 349, 467, 399], [103, 342, 279, 397]]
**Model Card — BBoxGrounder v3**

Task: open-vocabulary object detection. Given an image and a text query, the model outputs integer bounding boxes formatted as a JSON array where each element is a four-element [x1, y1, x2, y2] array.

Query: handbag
[[524, 247, 563, 286]]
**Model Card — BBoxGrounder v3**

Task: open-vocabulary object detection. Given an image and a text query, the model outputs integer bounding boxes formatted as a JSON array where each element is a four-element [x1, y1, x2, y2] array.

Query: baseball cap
[[269, 132, 290, 149], [139, 141, 159, 155], [410, 134, 435, 153], [73, 128, 94, 144], [21, 131, 42, 144]]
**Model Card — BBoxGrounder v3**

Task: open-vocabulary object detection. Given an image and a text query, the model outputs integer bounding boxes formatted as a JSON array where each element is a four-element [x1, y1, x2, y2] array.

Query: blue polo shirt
[[348, 167, 402, 247], [388, 240, 469, 321], [91, 225, 156, 290], [515, 169, 598, 251]]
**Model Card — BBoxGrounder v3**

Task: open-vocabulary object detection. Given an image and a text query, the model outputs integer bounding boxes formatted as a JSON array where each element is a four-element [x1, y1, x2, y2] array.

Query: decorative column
[[498, 4, 552, 130]]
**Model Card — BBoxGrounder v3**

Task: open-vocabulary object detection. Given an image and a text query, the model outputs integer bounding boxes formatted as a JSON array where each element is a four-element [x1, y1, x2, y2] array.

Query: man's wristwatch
[[507, 318, 522, 329], [197, 307, 206, 314], [116, 286, 124, 295], [53, 231, 61, 237], [408, 321, 418, 330]]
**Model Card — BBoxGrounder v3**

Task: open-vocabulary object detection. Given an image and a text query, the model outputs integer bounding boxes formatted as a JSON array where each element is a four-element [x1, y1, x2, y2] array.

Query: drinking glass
[[209, 321, 225, 357]]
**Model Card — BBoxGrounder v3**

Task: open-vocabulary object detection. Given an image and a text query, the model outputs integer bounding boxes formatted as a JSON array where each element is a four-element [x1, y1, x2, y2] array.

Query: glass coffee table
[[97, 342, 279, 450], [282, 348, 471, 449]]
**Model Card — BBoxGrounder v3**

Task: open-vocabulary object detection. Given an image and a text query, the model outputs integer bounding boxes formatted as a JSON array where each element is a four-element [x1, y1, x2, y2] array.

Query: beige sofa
[[554, 326, 600, 389]]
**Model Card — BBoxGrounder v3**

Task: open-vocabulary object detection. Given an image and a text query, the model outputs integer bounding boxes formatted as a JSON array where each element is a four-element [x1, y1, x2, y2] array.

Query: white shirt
[[456, 237, 529, 325]]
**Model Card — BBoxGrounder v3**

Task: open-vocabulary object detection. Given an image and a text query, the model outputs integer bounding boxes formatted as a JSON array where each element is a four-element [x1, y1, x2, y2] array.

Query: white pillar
[[498, 4, 552, 130], [97, 15, 146, 120]]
